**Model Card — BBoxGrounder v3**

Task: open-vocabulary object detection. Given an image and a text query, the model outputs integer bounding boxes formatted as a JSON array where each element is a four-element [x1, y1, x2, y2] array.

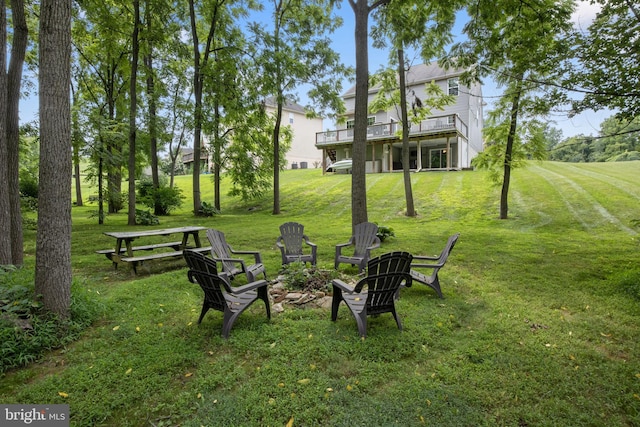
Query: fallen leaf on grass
[[185, 372, 193, 377], [58, 392, 68, 398], [125, 368, 132, 375], [112, 325, 120, 331], [297, 378, 310, 385], [286, 417, 294, 427]]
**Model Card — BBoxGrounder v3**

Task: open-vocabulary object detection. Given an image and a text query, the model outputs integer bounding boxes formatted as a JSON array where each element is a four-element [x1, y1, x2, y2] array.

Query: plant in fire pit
[[279, 261, 340, 294]]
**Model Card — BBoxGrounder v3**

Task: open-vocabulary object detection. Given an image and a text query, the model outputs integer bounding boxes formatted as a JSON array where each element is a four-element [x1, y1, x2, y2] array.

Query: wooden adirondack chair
[[206, 229, 266, 282], [334, 222, 381, 273], [276, 222, 317, 266], [183, 249, 270, 339], [409, 233, 459, 298], [331, 251, 413, 337]]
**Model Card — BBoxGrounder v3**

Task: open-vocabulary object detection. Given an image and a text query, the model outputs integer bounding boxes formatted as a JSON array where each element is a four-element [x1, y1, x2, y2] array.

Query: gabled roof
[[263, 96, 307, 114], [342, 63, 463, 98]]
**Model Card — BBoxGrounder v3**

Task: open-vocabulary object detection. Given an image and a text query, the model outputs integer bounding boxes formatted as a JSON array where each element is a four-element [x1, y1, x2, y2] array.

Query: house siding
[[265, 100, 323, 169], [321, 63, 483, 172]]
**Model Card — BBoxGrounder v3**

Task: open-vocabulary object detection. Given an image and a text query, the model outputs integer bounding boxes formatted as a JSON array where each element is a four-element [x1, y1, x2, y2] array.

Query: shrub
[[197, 201, 219, 217], [137, 177, 184, 215], [135, 209, 160, 225], [375, 223, 395, 242], [19, 172, 38, 199], [0, 267, 102, 373]]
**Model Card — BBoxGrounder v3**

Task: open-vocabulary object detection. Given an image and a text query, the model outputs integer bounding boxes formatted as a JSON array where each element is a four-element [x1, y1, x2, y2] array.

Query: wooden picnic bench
[[98, 226, 210, 273]]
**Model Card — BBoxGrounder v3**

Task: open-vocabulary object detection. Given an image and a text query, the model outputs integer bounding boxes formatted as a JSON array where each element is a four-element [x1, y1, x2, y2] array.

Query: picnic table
[[98, 226, 211, 273]]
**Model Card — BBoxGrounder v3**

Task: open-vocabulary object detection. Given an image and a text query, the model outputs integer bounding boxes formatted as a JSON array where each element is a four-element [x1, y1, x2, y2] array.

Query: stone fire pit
[[268, 265, 354, 313]]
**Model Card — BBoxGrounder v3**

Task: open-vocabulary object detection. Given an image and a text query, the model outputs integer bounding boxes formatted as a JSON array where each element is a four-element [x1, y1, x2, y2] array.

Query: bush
[[135, 209, 160, 225], [197, 201, 219, 217], [0, 267, 102, 373], [137, 178, 184, 215], [375, 223, 395, 242], [19, 172, 38, 199]]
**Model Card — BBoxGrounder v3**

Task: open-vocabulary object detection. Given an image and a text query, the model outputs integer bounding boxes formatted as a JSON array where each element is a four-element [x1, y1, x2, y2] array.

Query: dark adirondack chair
[[334, 222, 381, 273], [276, 222, 317, 266], [331, 251, 413, 337], [206, 229, 266, 282], [408, 233, 460, 298], [183, 249, 270, 339]]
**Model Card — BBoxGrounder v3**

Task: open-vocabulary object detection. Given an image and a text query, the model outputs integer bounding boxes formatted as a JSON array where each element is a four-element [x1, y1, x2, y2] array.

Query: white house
[[264, 98, 324, 169], [316, 63, 484, 172]]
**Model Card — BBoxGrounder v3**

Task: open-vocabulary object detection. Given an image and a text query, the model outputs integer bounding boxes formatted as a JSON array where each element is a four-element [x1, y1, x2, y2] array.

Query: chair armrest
[[230, 249, 262, 264], [332, 278, 355, 293], [412, 261, 444, 268], [413, 254, 439, 261], [232, 279, 269, 294], [215, 256, 247, 265], [302, 235, 317, 248], [368, 236, 381, 251]]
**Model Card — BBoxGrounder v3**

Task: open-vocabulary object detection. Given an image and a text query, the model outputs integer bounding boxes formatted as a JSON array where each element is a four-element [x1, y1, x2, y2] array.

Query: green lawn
[[2, 161, 640, 426]]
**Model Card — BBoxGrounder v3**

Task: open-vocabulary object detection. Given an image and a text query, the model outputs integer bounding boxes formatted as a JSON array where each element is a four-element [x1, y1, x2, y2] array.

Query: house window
[[430, 148, 448, 169], [448, 78, 459, 96], [346, 117, 376, 129], [289, 113, 294, 124]]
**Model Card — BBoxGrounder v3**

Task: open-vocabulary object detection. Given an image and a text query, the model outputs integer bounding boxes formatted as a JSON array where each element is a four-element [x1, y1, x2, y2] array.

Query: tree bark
[[128, 0, 140, 225], [350, 0, 370, 230], [145, 1, 161, 215], [398, 48, 415, 217], [500, 79, 522, 220], [36, 0, 72, 318], [272, 97, 283, 215], [189, 0, 202, 215], [7, 0, 28, 266], [0, 2, 11, 264]]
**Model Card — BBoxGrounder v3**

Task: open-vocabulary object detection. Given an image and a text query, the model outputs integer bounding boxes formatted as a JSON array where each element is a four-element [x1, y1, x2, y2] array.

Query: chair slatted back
[[352, 222, 380, 258], [437, 233, 460, 265], [356, 252, 413, 315], [206, 229, 235, 274], [184, 250, 227, 312], [279, 222, 306, 256]]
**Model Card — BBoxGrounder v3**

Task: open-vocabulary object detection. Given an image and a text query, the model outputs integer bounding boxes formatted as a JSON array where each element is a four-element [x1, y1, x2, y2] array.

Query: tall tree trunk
[[7, 0, 28, 266], [350, 0, 370, 230], [72, 87, 83, 206], [397, 48, 415, 217], [36, 0, 72, 318], [189, 0, 202, 214], [0, 2, 11, 264], [145, 1, 161, 215], [128, 0, 140, 225], [500, 79, 522, 220], [98, 154, 104, 224], [213, 101, 221, 211], [272, 97, 283, 215]]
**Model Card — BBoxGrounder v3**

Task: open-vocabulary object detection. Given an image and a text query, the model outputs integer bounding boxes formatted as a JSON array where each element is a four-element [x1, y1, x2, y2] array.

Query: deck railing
[[316, 114, 467, 147]]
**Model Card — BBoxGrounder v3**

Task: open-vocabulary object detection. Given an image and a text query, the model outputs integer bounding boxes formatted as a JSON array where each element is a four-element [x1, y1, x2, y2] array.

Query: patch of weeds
[[279, 261, 339, 294], [0, 268, 103, 373]]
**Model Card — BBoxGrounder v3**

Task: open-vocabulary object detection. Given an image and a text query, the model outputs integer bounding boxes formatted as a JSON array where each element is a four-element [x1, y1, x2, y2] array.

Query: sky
[[17, 1, 609, 140]]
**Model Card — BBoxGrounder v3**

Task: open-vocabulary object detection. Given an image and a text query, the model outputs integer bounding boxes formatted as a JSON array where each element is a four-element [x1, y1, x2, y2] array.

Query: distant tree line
[[548, 116, 640, 163]]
